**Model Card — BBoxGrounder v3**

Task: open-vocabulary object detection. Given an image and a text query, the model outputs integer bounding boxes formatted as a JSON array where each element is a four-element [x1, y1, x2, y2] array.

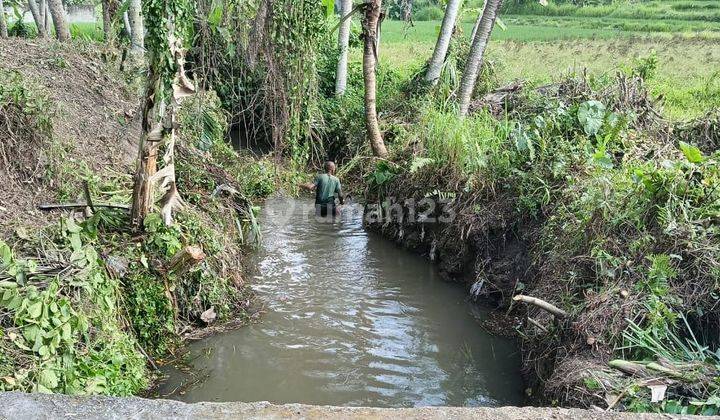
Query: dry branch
[[513, 294, 568, 318], [528, 316, 549, 333], [38, 203, 130, 211]]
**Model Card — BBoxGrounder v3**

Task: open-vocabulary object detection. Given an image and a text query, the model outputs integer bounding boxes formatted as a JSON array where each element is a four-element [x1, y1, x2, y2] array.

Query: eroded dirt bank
[[0, 392, 686, 420]]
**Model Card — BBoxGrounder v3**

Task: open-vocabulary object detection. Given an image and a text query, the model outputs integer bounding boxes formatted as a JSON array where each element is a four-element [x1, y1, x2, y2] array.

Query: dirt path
[[0, 392, 699, 420]]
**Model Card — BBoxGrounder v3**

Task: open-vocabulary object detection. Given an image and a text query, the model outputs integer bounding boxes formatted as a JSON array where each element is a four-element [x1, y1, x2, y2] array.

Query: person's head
[[324, 161, 336, 174]]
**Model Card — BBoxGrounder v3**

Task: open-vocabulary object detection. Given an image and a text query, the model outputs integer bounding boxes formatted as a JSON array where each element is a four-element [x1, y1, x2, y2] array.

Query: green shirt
[[314, 173, 341, 205]]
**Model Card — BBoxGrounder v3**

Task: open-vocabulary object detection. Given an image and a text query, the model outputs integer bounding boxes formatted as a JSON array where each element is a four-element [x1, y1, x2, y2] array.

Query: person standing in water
[[300, 161, 345, 217]]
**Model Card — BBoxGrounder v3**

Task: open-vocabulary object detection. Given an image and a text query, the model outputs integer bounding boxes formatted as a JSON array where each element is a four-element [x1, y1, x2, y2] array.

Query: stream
[[159, 197, 525, 407]]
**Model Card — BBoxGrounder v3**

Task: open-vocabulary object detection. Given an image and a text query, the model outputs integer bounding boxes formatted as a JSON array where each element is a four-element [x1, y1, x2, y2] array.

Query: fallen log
[[513, 294, 568, 318]]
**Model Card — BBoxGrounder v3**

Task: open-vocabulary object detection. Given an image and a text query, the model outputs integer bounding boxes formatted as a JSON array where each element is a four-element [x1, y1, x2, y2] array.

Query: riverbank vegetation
[[0, 0, 718, 415]]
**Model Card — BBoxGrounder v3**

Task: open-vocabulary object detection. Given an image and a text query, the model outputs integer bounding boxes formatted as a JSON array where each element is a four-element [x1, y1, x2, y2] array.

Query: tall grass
[[415, 108, 512, 177]]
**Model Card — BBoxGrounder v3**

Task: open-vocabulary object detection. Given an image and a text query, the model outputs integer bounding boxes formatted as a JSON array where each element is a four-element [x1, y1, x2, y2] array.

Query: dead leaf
[[201, 307, 216, 324]]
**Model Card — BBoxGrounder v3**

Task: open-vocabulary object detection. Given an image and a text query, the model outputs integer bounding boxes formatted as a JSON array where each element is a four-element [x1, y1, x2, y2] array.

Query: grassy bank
[[320, 5, 720, 411], [347, 75, 720, 415], [0, 40, 282, 395]]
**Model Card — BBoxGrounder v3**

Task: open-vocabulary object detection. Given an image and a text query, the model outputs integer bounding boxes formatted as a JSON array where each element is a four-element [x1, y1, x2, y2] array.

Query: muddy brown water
[[159, 198, 525, 407]]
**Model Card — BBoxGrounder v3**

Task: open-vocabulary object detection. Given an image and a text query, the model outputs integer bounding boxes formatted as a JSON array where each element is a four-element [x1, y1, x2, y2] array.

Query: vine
[[190, 0, 331, 167]]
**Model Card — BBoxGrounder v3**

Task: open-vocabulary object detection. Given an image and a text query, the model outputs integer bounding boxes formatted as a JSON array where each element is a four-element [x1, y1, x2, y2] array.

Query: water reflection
[[159, 197, 525, 407]]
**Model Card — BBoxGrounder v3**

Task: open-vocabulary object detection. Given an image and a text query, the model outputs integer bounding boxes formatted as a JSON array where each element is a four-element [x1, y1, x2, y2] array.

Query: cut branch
[[609, 359, 650, 377], [82, 180, 96, 213], [513, 294, 568, 318], [527, 316, 549, 333], [168, 245, 205, 277], [38, 203, 131, 211]]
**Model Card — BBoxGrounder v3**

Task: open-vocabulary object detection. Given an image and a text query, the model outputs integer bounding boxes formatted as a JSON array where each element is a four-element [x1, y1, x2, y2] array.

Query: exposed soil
[[0, 39, 141, 236]]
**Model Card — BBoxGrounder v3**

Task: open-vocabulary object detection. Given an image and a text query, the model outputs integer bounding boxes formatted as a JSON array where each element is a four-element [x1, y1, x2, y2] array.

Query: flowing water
[[159, 198, 525, 407]]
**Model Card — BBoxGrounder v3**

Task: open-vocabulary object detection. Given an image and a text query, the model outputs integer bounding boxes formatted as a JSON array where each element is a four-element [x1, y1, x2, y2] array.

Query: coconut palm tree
[[362, 0, 388, 157], [457, 0, 502, 116], [335, 0, 352, 96], [424, 0, 462, 86]]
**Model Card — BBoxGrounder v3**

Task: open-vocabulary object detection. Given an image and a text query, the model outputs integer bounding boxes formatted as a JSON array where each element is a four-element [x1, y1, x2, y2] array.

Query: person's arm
[[299, 176, 318, 191], [299, 182, 316, 191], [335, 181, 344, 205]]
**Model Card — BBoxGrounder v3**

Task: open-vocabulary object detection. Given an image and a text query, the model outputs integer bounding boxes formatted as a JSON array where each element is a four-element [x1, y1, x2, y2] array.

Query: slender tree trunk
[[47, 0, 70, 41], [457, 0, 502, 116], [27, 0, 48, 38], [0, 0, 8, 39], [122, 11, 131, 37], [424, 0, 461, 85], [402, 0, 413, 22], [44, 1, 52, 34], [28, 0, 47, 38], [39, 0, 45, 31], [470, 1, 484, 40], [128, 0, 144, 54], [362, 0, 388, 158], [335, 0, 352, 96], [101, 0, 111, 42]]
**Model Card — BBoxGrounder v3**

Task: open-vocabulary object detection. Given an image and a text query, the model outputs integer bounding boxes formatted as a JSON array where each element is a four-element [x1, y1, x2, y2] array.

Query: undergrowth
[[330, 34, 720, 412], [0, 71, 272, 395]]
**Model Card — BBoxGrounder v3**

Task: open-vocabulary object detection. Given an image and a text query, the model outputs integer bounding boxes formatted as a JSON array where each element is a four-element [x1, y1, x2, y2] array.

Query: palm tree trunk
[[362, 0, 388, 158], [128, 0, 144, 54], [424, 0, 462, 85], [335, 0, 352, 96], [470, 1, 484, 40], [47, 0, 70, 41], [131, 16, 195, 228], [457, 0, 502, 116], [0, 0, 8, 39]]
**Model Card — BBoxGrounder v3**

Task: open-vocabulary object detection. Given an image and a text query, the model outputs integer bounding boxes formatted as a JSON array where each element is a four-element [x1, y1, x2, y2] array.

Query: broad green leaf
[[38, 369, 58, 390], [27, 301, 43, 319], [69, 234, 82, 252], [496, 18, 507, 31], [679, 141, 705, 163], [578, 100, 606, 136], [64, 217, 82, 234], [23, 325, 40, 342], [0, 241, 12, 266], [61, 323, 72, 341], [35, 384, 53, 394], [321, 0, 335, 17], [208, 5, 223, 26]]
